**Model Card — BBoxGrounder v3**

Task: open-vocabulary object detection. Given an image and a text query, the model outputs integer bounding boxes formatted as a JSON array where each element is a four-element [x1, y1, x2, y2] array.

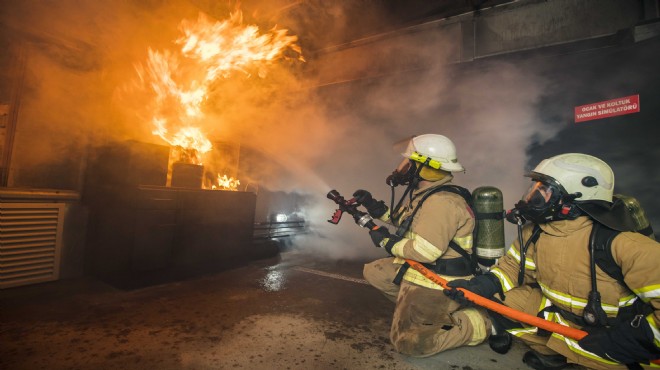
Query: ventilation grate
[[0, 203, 64, 289]]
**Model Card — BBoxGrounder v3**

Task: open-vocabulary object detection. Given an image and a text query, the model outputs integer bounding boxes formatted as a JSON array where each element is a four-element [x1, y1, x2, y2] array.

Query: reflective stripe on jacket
[[382, 177, 475, 289], [491, 216, 660, 365]]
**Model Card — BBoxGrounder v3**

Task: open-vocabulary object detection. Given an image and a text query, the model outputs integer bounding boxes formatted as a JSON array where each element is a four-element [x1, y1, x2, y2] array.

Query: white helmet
[[401, 134, 464, 172], [515, 153, 614, 224], [529, 153, 614, 203]]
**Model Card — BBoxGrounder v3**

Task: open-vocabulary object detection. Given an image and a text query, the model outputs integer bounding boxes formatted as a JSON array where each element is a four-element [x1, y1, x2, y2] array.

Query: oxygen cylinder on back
[[614, 194, 655, 240], [472, 186, 506, 267]]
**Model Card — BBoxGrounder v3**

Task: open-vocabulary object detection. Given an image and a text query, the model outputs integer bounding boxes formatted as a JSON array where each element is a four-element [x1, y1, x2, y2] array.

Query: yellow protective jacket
[[491, 216, 660, 366], [379, 176, 475, 289]]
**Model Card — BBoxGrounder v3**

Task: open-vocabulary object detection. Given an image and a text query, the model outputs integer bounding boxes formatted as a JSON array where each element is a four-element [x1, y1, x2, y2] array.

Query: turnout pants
[[503, 285, 637, 370], [364, 257, 491, 357]]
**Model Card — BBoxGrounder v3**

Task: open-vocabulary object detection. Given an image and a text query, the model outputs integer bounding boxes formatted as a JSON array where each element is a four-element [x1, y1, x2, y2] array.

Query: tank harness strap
[[539, 306, 618, 329], [391, 185, 478, 286], [475, 212, 504, 220], [391, 241, 474, 285], [534, 221, 653, 329], [427, 256, 473, 276], [392, 262, 410, 285], [591, 223, 625, 286], [537, 299, 652, 329], [637, 224, 654, 238], [518, 225, 542, 286]]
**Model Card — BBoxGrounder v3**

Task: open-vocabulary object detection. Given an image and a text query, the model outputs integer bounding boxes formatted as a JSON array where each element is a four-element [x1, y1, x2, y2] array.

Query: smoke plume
[[3, 1, 655, 264]]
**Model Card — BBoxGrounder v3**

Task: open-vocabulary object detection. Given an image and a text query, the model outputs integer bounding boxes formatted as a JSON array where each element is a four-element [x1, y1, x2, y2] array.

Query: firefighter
[[356, 134, 492, 357], [445, 153, 660, 370]]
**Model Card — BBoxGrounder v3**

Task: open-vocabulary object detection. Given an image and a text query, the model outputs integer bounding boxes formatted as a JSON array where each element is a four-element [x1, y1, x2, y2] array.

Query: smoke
[[0, 0, 555, 259], [9, 1, 651, 265], [280, 24, 560, 258], [0, 0, 207, 187]]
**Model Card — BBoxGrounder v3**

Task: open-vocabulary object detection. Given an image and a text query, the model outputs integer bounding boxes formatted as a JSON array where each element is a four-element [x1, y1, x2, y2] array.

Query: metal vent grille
[[0, 203, 64, 289]]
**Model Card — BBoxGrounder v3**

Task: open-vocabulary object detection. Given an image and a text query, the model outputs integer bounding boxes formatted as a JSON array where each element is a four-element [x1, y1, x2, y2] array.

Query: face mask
[[515, 181, 561, 224], [386, 160, 417, 187]]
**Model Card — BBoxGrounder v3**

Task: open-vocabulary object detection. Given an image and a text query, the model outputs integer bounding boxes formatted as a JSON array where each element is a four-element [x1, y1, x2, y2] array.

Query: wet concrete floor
[[0, 249, 584, 370]]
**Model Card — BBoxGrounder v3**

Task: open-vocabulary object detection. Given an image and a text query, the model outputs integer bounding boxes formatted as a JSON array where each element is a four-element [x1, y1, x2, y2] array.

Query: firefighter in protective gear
[[357, 134, 492, 357], [445, 153, 660, 370]]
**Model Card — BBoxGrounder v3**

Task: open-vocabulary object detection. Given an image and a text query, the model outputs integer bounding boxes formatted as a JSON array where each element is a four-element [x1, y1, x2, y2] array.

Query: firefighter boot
[[522, 350, 568, 370], [488, 332, 512, 354]]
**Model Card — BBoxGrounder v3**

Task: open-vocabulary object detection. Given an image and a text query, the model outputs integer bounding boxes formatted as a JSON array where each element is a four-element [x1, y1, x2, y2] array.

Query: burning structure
[[131, 9, 303, 191], [0, 2, 308, 288], [80, 8, 306, 287]]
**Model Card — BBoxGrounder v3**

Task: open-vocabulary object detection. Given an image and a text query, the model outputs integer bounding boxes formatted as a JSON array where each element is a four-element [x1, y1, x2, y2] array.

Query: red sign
[[574, 94, 640, 123]]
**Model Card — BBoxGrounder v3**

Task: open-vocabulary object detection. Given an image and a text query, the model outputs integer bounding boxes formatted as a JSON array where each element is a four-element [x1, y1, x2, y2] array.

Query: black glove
[[443, 272, 504, 306], [368, 227, 401, 256], [369, 226, 390, 247], [353, 190, 388, 218], [578, 315, 660, 365]]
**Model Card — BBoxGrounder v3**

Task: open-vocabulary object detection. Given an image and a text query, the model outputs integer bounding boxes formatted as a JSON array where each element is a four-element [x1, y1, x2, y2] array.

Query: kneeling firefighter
[[357, 134, 493, 357], [444, 153, 660, 370]]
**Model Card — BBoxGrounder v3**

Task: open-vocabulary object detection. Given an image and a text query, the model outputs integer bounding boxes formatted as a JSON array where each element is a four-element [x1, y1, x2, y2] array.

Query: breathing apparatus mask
[[512, 173, 583, 225], [386, 152, 446, 186], [385, 152, 453, 217], [385, 159, 418, 187]]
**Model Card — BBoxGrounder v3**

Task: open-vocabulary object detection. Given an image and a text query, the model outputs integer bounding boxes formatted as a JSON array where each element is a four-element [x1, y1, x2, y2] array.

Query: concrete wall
[[312, 0, 659, 83]]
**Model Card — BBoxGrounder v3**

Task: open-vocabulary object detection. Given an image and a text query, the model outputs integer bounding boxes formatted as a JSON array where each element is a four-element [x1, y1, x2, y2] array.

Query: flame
[[134, 8, 303, 183], [211, 174, 241, 191], [177, 12, 304, 80]]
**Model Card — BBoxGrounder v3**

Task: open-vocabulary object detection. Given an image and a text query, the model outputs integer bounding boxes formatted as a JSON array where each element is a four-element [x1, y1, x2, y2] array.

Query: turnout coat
[[490, 216, 660, 369]]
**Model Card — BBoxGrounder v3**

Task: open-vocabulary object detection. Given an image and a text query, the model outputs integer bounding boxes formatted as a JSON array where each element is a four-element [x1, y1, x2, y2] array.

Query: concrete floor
[[0, 249, 584, 370]]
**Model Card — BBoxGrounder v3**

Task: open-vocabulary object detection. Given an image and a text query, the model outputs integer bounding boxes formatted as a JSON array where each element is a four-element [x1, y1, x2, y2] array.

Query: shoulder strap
[[590, 222, 625, 286], [518, 224, 542, 285], [395, 185, 480, 275], [395, 185, 472, 236], [437, 185, 473, 207]]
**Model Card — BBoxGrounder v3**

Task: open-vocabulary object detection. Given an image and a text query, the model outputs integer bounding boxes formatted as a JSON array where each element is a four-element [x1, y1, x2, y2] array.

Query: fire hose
[[326, 189, 588, 339], [326, 189, 660, 360]]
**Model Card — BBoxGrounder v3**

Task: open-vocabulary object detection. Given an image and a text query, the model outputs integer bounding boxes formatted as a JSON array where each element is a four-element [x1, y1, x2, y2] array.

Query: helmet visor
[[522, 181, 556, 209]]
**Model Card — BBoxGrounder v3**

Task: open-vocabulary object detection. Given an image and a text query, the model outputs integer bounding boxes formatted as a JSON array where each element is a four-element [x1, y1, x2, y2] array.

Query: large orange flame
[[133, 9, 303, 187]]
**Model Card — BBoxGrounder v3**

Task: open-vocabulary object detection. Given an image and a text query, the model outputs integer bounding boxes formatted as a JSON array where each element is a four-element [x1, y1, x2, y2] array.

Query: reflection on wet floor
[[292, 266, 370, 285], [0, 250, 571, 370], [260, 267, 287, 292]]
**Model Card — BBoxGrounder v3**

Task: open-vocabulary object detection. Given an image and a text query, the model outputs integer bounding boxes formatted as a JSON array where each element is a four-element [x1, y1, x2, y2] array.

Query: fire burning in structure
[[133, 10, 303, 190]]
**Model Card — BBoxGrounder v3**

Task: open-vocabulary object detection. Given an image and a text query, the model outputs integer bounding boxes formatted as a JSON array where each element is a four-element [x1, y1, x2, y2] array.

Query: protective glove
[[578, 315, 660, 365], [369, 226, 389, 247], [443, 272, 504, 306], [368, 227, 397, 255], [353, 189, 388, 218]]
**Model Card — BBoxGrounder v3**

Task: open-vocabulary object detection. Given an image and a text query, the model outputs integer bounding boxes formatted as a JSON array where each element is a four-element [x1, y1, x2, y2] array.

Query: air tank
[[614, 194, 655, 240], [472, 186, 505, 266]]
